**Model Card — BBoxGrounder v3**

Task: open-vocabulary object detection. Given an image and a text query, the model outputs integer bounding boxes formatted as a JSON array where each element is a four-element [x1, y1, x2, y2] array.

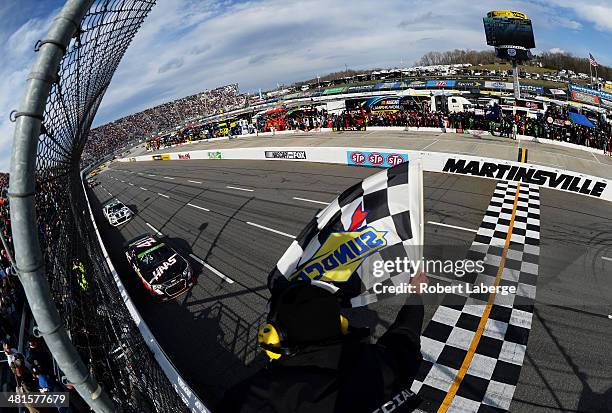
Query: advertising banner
[[346, 150, 408, 168], [407, 80, 426, 88], [520, 84, 544, 93], [568, 84, 612, 102], [264, 150, 307, 159], [549, 89, 566, 95], [487, 10, 528, 19], [426, 80, 456, 87], [347, 84, 374, 93], [571, 91, 600, 105], [516, 99, 545, 110], [322, 87, 346, 95], [485, 81, 513, 90], [442, 157, 606, 198], [455, 80, 484, 88], [364, 97, 402, 113], [374, 82, 403, 90]]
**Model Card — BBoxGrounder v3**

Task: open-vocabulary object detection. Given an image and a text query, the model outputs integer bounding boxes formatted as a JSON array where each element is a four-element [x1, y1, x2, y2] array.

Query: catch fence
[[10, 0, 192, 411]]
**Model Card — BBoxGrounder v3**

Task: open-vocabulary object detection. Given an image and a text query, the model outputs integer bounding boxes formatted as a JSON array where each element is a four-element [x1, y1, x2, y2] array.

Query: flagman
[[218, 272, 428, 413]]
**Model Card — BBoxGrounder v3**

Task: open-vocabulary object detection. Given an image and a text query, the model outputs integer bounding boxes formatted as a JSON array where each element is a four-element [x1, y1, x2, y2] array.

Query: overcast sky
[[1, 0, 612, 171]]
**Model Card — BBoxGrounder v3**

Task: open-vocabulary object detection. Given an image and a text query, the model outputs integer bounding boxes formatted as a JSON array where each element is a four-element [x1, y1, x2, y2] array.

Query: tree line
[[539, 52, 611, 80], [415, 49, 611, 81]]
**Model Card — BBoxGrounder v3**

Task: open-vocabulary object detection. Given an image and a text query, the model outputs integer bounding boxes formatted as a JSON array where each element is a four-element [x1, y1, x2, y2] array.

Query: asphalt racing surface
[[88, 159, 612, 412]]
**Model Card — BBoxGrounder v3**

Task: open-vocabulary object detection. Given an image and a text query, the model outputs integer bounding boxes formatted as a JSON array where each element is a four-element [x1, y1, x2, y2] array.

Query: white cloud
[[549, 47, 566, 53], [0, 11, 56, 172], [548, 15, 582, 30], [545, 0, 612, 31], [95, 0, 489, 125]]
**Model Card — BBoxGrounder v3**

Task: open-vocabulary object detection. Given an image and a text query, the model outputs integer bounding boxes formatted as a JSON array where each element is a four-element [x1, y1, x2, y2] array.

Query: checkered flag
[[268, 159, 424, 307]]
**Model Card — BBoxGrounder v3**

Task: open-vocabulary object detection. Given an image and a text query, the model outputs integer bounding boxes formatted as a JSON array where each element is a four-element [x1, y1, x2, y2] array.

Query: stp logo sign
[[435, 81, 447, 87], [368, 153, 384, 165], [348, 150, 409, 168], [351, 152, 365, 164], [387, 154, 405, 166]]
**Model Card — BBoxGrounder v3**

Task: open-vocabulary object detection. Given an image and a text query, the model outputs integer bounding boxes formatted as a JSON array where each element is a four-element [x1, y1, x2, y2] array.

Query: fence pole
[[8, 0, 115, 411]]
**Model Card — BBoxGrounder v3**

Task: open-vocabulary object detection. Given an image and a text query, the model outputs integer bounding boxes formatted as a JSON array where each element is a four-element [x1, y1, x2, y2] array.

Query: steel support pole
[[8, 0, 115, 411], [512, 59, 521, 100]]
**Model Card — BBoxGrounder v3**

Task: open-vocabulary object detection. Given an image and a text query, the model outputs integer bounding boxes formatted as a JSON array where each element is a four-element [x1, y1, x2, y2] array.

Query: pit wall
[[149, 127, 606, 156], [118, 146, 611, 203]]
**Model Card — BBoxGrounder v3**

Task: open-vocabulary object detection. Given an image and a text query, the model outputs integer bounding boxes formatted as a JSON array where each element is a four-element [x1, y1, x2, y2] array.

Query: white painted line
[[128, 183, 134, 186], [246, 221, 296, 239], [163, 176, 175, 180], [292, 196, 329, 206], [421, 139, 439, 151], [189, 254, 234, 284], [188, 180, 202, 184], [145, 222, 163, 236], [139, 187, 148, 191], [158, 193, 170, 199], [226, 185, 254, 192], [187, 203, 210, 212], [591, 152, 602, 164], [427, 221, 478, 234], [608, 314, 612, 320], [602, 256, 612, 262], [137, 173, 143, 175], [120, 180, 125, 183], [148, 174, 156, 177]]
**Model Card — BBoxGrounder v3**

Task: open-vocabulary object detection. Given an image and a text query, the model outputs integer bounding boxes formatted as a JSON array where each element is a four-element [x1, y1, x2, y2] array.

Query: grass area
[[476, 63, 556, 75], [500, 77, 565, 88]]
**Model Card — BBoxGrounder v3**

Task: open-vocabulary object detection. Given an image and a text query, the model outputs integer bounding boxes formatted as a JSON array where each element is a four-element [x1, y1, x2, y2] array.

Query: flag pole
[[589, 59, 593, 88]]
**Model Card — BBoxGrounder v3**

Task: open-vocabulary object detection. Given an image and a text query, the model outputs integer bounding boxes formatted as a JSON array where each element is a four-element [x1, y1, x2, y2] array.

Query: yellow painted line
[[437, 150, 526, 412]]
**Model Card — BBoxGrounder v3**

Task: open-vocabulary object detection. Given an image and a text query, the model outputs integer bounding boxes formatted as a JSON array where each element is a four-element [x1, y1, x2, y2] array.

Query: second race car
[[103, 199, 133, 226], [124, 234, 195, 300]]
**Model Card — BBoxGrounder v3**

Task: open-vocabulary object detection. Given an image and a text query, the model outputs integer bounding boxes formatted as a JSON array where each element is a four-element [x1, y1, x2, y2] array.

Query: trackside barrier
[[117, 146, 612, 203], [80, 172, 209, 413], [150, 127, 608, 157]]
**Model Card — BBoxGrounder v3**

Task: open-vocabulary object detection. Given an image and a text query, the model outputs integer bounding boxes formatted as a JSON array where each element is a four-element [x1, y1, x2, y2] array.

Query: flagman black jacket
[[218, 294, 424, 413]]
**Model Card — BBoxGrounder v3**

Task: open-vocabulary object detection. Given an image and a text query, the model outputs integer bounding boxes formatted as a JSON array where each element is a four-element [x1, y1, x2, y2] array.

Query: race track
[[88, 159, 612, 412]]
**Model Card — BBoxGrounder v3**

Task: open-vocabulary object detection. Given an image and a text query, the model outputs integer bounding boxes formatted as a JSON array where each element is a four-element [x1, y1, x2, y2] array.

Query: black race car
[[124, 234, 194, 300]]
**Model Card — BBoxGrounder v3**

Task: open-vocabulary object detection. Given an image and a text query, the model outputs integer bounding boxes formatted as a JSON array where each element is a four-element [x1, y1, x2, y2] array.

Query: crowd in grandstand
[[0, 174, 85, 412], [81, 78, 612, 161], [83, 84, 247, 162]]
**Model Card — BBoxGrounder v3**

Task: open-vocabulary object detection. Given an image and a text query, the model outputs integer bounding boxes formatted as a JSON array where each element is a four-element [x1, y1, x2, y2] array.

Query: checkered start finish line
[[412, 181, 541, 413]]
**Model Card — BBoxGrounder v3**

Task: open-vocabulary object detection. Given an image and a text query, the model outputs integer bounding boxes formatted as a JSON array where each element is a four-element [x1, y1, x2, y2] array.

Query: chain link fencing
[[11, 0, 192, 411]]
